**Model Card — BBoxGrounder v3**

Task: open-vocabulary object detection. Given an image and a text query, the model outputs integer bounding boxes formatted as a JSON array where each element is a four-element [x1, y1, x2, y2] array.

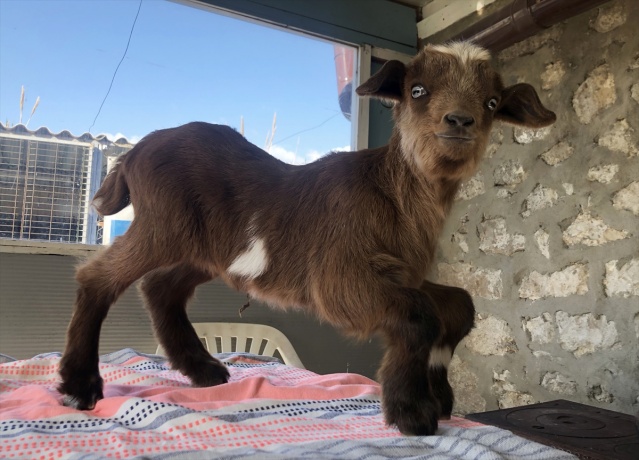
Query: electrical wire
[[274, 112, 342, 145], [88, 0, 143, 133]]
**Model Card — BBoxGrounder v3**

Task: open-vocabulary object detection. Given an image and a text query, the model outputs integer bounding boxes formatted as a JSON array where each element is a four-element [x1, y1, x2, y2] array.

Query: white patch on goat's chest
[[428, 345, 453, 369], [227, 237, 269, 279]]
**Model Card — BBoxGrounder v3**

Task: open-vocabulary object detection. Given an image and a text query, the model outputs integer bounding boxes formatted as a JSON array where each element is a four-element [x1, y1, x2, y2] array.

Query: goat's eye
[[487, 98, 499, 110], [411, 85, 427, 99]]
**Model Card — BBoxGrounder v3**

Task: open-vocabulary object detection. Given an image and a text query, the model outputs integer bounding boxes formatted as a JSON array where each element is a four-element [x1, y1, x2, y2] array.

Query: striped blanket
[[0, 349, 576, 459]]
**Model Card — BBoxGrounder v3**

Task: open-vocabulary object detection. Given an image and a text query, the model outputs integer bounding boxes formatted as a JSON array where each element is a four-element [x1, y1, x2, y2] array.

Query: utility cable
[[88, 0, 142, 133], [274, 112, 342, 145]]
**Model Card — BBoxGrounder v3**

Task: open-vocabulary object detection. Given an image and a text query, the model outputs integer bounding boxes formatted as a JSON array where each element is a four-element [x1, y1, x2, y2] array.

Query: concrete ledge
[[0, 240, 100, 258]]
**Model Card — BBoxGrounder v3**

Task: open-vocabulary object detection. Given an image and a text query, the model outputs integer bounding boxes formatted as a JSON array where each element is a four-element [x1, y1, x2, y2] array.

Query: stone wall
[[436, 0, 638, 415]]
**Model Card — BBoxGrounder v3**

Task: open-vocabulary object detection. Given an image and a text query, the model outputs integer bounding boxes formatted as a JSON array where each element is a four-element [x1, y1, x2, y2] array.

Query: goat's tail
[[92, 156, 130, 216]]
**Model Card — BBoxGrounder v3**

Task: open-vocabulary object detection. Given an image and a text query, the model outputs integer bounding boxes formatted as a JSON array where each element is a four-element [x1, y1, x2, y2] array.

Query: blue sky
[[0, 0, 353, 163]]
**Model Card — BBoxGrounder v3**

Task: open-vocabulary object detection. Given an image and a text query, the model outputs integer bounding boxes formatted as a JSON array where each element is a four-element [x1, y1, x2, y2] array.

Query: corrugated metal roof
[[0, 122, 135, 147]]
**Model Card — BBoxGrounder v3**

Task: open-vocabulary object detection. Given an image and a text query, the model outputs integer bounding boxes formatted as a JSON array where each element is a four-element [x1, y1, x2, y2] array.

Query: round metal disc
[[505, 408, 636, 438]]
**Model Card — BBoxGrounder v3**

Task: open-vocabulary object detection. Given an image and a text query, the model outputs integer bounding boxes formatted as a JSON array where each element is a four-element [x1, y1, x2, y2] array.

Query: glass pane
[[0, 0, 356, 244]]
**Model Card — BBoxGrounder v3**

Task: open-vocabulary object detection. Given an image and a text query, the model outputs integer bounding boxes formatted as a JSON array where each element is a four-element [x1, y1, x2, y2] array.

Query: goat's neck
[[385, 133, 461, 225], [370, 137, 460, 279]]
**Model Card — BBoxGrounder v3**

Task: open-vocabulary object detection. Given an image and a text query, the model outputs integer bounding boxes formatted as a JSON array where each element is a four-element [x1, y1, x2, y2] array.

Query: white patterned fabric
[[0, 349, 576, 459]]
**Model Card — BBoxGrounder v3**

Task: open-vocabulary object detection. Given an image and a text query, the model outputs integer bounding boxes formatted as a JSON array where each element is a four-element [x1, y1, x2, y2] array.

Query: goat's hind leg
[[58, 227, 172, 410], [420, 280, 475, 420], [377, 287, 443, 436], [140, 264, 229, 387]]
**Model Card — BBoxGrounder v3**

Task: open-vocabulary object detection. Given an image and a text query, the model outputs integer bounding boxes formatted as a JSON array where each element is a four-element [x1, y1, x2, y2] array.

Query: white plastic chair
[[156, 322, 304, 368]]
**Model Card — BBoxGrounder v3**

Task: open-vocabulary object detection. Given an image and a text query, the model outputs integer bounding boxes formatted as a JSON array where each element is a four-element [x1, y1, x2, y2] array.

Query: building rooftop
[[0, 123, 135, 147]]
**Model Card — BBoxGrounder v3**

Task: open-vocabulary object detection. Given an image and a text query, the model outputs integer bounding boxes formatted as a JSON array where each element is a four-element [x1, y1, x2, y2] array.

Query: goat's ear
[[356, 60, 406, 102], [495, 83, 556, 128]]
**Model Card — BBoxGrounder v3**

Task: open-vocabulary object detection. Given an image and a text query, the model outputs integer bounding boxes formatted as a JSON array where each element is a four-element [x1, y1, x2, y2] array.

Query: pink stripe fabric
[[0, 351, 485, 459]]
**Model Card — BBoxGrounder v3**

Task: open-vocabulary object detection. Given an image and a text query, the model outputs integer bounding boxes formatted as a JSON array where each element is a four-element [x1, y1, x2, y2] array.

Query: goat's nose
[[445, 112, 475, 127]]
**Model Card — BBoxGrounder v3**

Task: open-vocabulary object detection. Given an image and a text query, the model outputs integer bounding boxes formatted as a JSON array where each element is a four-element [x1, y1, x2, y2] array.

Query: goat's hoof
[[385, 400, 439, 436], [428, 365, 454, 420], [189, 359, 230, 387], [435, 397, 453, 421], [59, 372, 104, 410]]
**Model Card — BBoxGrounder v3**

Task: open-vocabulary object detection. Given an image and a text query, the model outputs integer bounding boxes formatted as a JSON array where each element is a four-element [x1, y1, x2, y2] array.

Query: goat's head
[[357, 42, 556, 180]]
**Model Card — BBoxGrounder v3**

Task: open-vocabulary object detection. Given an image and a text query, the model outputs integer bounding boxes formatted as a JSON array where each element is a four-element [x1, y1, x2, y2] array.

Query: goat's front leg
[[377, 287, 442, 436], [419, 280, 475, 419]]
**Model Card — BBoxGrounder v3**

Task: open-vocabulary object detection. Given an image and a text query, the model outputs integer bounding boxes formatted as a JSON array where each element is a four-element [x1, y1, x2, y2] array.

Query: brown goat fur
[[59, 42, 555, 435]]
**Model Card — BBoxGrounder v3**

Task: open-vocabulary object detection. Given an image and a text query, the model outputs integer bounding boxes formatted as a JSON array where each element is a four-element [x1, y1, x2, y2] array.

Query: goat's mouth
[[436, 132, 475, 142]]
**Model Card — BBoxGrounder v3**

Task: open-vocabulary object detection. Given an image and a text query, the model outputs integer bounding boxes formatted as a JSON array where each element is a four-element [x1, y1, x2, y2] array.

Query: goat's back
[[100, 123, 409, 279]]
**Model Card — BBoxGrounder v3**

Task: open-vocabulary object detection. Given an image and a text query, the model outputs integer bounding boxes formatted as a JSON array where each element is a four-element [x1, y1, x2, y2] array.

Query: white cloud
[[331, 145, 351, 153], [268, 145, 306, 165], [268, 144, 351, 165], [100, 132, 141, 144]]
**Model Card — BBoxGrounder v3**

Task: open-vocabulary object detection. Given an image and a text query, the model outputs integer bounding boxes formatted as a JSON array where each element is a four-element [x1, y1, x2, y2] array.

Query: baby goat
[[59, 42, 555, 435]]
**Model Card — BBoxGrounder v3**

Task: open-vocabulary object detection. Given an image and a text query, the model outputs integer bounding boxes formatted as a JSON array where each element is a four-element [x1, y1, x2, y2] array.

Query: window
[[0, 0, 356, 246]]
